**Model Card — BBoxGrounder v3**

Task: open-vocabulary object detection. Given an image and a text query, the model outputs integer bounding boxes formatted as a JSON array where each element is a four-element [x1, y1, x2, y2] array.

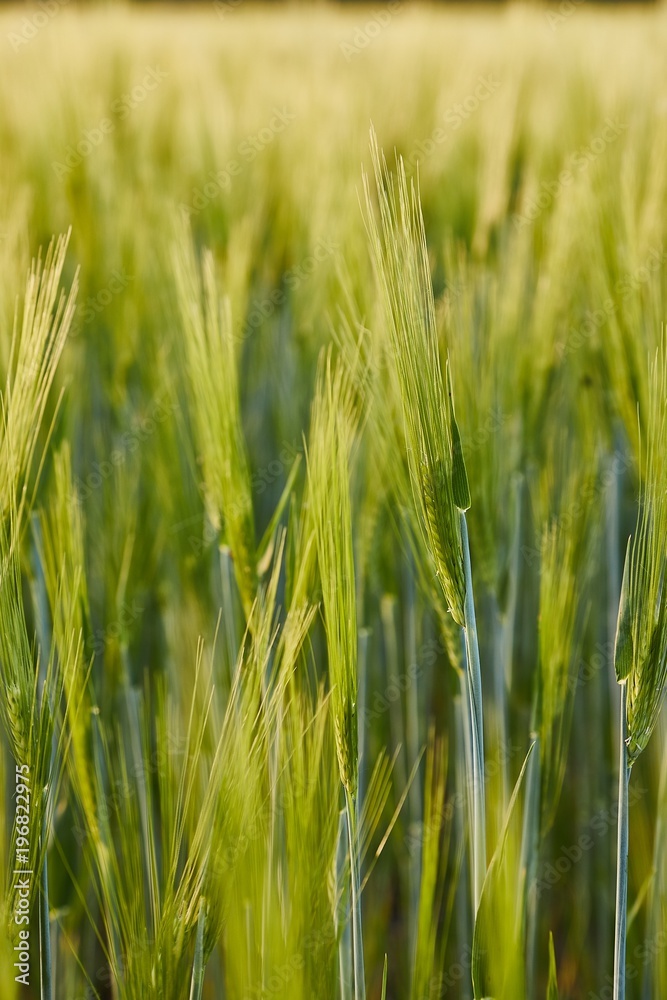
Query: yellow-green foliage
[[615, 336, 667, 764], [364, 132, 467, 626], [307, 353, 359, 798], [1, 4, 667, 998]]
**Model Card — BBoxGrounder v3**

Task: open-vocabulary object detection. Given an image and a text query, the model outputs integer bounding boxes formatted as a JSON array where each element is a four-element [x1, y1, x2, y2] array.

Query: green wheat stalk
[[612, 333, 667, 1000], [173, 225, 257, 620], [362, 128, 485, 911], [306, 351, 365, 999], [0, 234, 77, 998]]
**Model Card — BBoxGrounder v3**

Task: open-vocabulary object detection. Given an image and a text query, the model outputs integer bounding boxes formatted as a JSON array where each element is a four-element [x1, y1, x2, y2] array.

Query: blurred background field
[[2, 2, 667, 999]]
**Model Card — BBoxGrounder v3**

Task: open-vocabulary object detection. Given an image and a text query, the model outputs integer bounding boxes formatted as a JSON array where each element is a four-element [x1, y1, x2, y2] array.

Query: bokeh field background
[[1, 3, 667, 998]]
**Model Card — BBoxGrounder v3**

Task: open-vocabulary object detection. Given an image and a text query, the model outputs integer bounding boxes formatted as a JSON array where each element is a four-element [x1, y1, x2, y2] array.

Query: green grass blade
[[547, 932, 559, 1000], [472, 743, 534, 1000], [189, 899, 207, 1000]]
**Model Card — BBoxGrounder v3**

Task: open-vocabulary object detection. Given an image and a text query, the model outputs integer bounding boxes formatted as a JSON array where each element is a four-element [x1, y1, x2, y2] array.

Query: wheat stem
[[39, 805, 52, 1000], [613, 684, 630, 1000], [404, 565, 422, 964], [460, 511, 486, 911], [641, 736, 667, 1000], [336, 809, 353, 1000], [453, 691, 472, 1000], [345, 786, 366, 1000]]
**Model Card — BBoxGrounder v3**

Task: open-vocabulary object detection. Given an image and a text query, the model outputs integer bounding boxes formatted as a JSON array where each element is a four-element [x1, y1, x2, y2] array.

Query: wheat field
[[1, 2, 667, 998]]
